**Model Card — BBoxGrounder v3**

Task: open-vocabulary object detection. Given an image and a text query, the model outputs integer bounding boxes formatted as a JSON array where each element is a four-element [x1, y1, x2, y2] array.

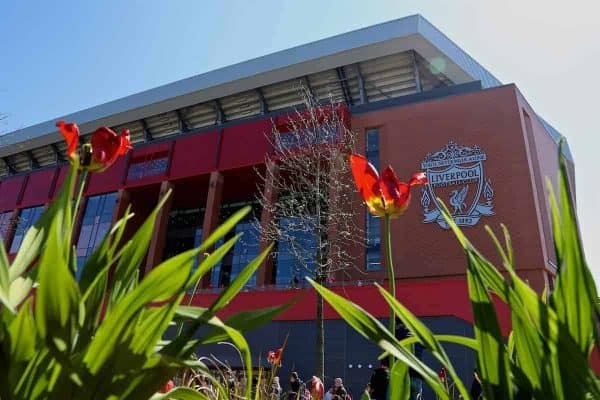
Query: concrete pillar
[[144, 181, 174, 275], [256, 162, 279, 286], [200, 171, 224, 288]]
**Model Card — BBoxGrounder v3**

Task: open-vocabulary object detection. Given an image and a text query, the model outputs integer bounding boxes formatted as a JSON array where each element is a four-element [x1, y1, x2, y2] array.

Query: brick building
[[0, 15, 574, 396]]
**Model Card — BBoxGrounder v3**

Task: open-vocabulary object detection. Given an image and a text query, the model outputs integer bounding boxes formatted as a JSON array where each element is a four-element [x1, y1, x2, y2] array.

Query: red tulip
[[439, 367, 447, 382], [350, 154, 427, 218], [56, 121, 79, 159], [310, 376, 324, 400], [159, 379, 175, 393], [88, 127, 132, 172], [266, 347, 283, 366], [56, 121, 131, 171]]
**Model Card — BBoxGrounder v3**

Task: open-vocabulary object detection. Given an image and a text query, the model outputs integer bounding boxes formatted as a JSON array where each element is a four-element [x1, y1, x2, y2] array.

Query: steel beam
[[412, 50, 422, 93], [141, 119, 153, 142], [355, 63, 367, 104], [336, 66, 353, 106], [175, 109, 189, 132], [214, 99, 225, 125], [2, 157, 17, 174], [50, 143, 65, 163], [256, 88, 268, 114], [26, 151, 39, 169]]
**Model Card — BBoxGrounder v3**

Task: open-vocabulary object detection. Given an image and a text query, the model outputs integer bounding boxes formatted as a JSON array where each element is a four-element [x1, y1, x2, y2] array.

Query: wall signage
[[421, 141, 494, 229]]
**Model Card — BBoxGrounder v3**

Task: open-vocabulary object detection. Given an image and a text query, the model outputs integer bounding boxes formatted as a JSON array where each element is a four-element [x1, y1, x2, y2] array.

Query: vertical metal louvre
[[3, 49, 460, 173], [220, 90, 261, 121], [261, 78, 305, 111], [358, 52, 417, 102]]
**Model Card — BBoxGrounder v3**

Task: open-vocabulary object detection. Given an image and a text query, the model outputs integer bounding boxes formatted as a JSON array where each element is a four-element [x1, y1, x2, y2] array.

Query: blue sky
[[1, 0, 598, 281]]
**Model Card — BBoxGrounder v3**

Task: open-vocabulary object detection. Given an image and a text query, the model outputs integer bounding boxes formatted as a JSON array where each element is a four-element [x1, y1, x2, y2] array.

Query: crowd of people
[[274, 360, 392, 400]]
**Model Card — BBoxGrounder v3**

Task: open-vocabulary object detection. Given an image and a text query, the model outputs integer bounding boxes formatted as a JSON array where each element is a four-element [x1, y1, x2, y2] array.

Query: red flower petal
[[89, 127, 131, 172], [380, 166, 411, 216], [350, 154, 385, 216], [56, 121, 79, 158], [409, 172, 428, 186]]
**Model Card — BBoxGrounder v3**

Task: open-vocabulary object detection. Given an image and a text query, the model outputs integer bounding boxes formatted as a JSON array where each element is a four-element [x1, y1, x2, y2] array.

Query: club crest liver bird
[[449, 185, 469, 214]]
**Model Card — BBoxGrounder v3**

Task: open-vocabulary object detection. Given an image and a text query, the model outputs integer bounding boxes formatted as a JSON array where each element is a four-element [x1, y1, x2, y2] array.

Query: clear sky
[[1, 1, 598, 281]]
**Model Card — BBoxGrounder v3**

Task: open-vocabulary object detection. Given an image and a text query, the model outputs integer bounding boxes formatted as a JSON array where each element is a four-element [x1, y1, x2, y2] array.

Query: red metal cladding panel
[[51, 166, 69, 198], [0, 176, 26, 212], [20, 169, 55, 208], [170, 131, 219, 179], [218, 119, 272, 170], [187, 279, 510, 335], [85, 157, 127, 196]]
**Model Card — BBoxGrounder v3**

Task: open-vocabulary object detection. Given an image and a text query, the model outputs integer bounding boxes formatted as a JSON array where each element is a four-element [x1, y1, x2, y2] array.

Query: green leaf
[[0, 240, 12, 312], [307, 278, 450, 399], [465, 251, 513, 400], [8, 297, 36, 362], [209, 244, 273, 313], [186, 234, 242, 290], [109, 191, 172, 307], [376, 284, 470, 400], [202, 299, 296, 343], [8, 276, 33, 310], [199, 206, 250, 251], [389, 359, 410, 400], [150, 387, 211, 400], [10, 161, 77, 281], [84, 245, 198, 374], [34, 197, 80, 344]]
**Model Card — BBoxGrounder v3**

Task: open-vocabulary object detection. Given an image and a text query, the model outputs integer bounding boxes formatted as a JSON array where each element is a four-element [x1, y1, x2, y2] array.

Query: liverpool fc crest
[[421, 141, 494, 229]]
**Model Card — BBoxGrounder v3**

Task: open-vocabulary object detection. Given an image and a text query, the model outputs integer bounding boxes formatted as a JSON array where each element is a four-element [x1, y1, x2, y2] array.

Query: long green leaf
[[199, 206, 250, 251], [376, 284, 470, 400], [209, 244, 273, 313], [84, 246, 198, 373], [307, 278, 450, 399], [150, 387, 211, 400], [202, 300, 295, 343], [10, 161, 77, 281]]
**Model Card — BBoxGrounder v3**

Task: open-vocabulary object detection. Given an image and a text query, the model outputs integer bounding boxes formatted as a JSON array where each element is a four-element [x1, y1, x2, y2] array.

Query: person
[[369, 358, 389, 400], [360, 383, 371, 400], [329, 377, 348, 400], [272, 376, 282, 400], [310, 376, 325, 400], [288, 371, 303, 400]]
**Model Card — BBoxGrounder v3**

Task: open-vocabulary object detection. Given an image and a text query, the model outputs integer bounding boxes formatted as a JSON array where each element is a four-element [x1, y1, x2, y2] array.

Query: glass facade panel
[[75, 192, 117, 278], [274, 216, 317, 287], [210, 202, 260, 289], [10, 205, 44, 254], [163, 207, 204, 262], [0, 211, 14, 243], [365, 129, 382, 271]]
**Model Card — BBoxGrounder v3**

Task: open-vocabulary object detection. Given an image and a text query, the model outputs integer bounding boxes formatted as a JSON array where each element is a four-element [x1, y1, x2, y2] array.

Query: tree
[[256, 89, 364, 380]]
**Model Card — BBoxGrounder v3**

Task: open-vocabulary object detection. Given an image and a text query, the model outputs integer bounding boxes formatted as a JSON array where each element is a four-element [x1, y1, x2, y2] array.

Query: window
[[0, 211, 14, 243], [10, 206, 44, 254], [365, 129, 381, 271], [75, 192, 117, 278], [273, 216, 317, 287], [127, 152, 169, 181], [210, 202, 260, 288], [163, 208, 204, 262]]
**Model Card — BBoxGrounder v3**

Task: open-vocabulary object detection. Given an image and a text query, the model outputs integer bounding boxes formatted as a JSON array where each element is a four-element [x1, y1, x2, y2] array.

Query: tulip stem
[[73, 170, 88, 222], [384, 214, 395, 343]]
